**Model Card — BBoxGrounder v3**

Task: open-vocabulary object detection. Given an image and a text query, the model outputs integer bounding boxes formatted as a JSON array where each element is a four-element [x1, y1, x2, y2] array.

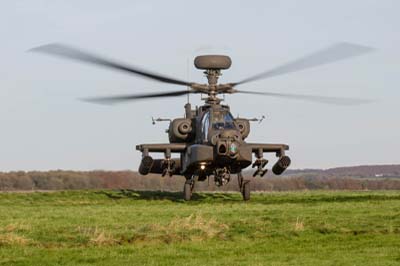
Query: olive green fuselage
[[136, 103, 289, 182]]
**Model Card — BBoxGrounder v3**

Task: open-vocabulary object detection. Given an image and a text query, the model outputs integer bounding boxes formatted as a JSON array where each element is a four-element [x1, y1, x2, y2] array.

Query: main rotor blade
[[236, 90, 373, 106], [233, 42, 374, 86], [81, 90, 195, 105], [30, 43, 192, 86]]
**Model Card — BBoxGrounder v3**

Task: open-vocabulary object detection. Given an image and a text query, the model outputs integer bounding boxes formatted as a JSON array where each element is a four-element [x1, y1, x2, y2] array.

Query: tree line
[[1, 170, 400, 191]]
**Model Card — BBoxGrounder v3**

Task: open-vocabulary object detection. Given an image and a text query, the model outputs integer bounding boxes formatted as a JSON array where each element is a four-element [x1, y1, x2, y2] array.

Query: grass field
[[0, 190, 400, 265]]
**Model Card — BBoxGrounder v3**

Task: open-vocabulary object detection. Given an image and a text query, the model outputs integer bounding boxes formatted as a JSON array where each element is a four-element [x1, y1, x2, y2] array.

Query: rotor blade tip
[[29, 43, 75, 56], [79, 98, 114, 106], [27, 46, 43, 53], [29, 43, 55, 51], [338, 42, 376, 53]]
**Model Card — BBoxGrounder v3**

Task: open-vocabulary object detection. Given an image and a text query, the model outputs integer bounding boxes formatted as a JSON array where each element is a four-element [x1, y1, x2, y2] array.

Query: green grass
[[0, 190, 400, 265]]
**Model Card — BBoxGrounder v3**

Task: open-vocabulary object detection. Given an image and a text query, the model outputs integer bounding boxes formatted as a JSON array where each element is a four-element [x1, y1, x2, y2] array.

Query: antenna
[[186, 58, 190, 104], [249, 115, 266, 124]]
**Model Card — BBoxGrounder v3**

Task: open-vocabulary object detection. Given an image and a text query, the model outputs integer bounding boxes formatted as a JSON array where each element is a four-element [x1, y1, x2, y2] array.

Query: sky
[[0, 0, 399, 171]]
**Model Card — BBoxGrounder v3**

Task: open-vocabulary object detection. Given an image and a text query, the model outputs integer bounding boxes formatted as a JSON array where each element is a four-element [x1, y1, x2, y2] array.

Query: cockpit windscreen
[[212, 111, 235, 130]]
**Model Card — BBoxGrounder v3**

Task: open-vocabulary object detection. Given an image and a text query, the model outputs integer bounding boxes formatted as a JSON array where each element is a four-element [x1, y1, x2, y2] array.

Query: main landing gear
[[183, 172, 250, 201], [238, 172, 250, 201], [183, 177, 195, 201]]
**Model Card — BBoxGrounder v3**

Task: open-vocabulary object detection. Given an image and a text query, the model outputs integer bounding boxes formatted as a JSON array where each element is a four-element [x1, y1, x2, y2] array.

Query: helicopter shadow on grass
[[97, 189, 243, 203], [96, 190, 400, 204]]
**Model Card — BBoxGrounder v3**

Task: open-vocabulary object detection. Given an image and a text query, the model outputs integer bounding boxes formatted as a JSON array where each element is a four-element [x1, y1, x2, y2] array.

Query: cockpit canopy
[[211, 110, 235, 130], [201, 108, 237, 142]]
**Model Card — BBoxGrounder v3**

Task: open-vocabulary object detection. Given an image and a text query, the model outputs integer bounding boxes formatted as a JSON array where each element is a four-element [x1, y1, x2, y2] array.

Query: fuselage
[[136, 102, 289, 186]]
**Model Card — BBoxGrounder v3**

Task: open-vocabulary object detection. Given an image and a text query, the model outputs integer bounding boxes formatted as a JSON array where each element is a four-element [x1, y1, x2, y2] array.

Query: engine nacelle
[[168, 118, 194, 143], [235, 119, 250, 139]]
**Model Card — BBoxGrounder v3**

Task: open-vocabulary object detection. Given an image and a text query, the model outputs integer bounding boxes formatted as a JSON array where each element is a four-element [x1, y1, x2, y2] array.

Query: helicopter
[[31, 42, 373, 201]]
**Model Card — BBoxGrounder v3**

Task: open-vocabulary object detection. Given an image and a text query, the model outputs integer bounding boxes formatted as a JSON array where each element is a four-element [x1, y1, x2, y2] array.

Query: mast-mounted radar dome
[[194, 55, 232, 70]]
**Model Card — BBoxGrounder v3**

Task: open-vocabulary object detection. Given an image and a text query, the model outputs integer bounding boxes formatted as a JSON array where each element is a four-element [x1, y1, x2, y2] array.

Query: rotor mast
[[194, 55, 232, 105], [205, 69, 222, 104]]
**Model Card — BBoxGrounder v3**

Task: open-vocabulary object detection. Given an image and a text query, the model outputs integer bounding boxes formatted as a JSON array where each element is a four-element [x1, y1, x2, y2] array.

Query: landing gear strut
[[183, 176, 195, 201], [238, 172, 250, 201]]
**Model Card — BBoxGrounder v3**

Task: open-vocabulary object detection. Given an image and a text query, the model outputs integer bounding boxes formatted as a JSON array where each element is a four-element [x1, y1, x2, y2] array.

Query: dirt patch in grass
[[0, 233, 31, 246], [75, 214, 229, 246], [0, 223, 32, 246], [89, 230, 118, 246], [294, 217, 305, 232], [125, 214, 229, 244], [143, 214, 229, 243]]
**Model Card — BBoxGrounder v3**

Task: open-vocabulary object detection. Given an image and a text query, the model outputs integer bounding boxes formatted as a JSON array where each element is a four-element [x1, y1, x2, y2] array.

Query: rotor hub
[[203, 69, 222, 104]]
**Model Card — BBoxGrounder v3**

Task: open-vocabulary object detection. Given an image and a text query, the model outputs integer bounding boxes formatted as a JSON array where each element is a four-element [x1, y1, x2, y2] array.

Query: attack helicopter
[[31, 42, 373, 200]]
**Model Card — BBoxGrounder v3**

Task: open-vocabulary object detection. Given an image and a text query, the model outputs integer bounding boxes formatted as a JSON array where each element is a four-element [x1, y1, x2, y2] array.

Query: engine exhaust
[[138, 156, 154, 175], [272, 156, 291, 175]]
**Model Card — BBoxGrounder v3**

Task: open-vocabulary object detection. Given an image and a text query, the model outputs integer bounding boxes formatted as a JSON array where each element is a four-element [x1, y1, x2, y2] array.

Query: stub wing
[[136, 143, 187, 154], [246, 143, 289, 156], [136, 143, 187, 176]]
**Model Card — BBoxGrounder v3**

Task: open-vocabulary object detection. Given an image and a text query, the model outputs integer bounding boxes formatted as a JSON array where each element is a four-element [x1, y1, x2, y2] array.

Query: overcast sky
[[0, 0, 399, 171]]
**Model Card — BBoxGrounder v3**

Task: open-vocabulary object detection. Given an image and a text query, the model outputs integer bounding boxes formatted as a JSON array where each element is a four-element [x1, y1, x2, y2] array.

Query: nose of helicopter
[[215, 129, 241, 158], [219, 129, 241, 140]]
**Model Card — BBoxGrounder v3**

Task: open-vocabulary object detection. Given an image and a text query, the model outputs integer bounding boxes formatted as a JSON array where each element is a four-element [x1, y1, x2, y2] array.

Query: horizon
[[2, 163, 400, 173]]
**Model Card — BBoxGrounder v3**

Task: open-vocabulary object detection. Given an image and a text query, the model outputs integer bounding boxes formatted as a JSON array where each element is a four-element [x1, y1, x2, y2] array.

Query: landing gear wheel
[[242, 181, 250, 201], [183, 179, 195, 201], [238, 172, 250, 201], [237, 172, 244, 190]]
